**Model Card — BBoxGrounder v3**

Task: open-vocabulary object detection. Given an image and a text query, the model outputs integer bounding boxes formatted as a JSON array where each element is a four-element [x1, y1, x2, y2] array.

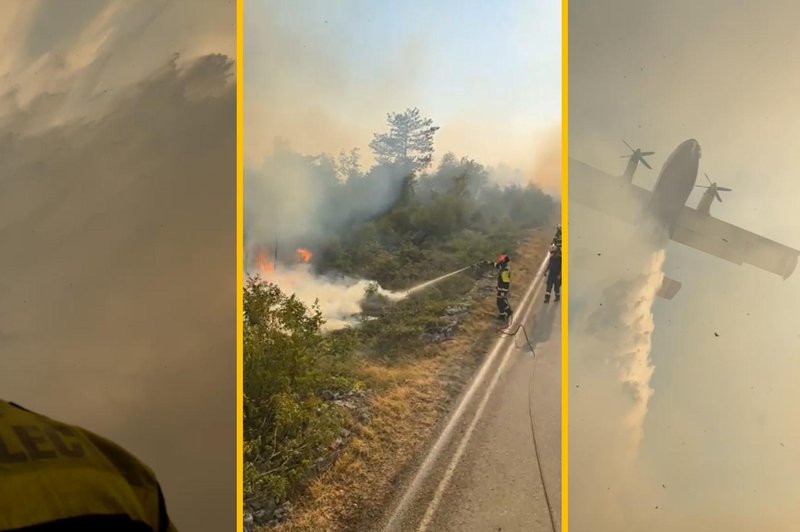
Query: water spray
[[252, 259, 486, 331], [396, 265, 476, 298]]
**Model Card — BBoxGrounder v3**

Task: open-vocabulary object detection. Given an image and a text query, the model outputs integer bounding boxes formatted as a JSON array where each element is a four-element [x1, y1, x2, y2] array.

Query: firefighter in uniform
[[544, 244, 562, 303], [0, 400, 176, 531], [493, 254, 513, 321]]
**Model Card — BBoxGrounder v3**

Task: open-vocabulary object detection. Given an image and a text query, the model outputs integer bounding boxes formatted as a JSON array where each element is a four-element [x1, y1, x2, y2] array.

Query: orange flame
[[296, 248, 312, 263], [255, 248, 274, 276]]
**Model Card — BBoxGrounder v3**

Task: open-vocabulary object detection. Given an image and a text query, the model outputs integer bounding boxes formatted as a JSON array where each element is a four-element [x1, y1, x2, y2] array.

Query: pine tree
[[369, 108, 439, 171]]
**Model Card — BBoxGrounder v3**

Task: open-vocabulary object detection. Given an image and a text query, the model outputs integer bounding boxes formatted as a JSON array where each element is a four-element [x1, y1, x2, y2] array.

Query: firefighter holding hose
[[493, 254, 513, 322]]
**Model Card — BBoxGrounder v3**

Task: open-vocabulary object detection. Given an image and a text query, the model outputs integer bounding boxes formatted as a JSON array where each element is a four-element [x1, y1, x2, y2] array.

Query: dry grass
[[267, 229, 551, 532]]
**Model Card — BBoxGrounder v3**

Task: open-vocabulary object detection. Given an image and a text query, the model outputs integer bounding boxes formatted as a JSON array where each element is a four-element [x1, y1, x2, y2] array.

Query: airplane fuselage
[[645, 139, 701, 234]]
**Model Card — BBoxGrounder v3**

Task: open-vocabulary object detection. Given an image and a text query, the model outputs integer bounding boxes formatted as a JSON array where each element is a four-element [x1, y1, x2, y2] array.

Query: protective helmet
[[497, 254, 509, 264]]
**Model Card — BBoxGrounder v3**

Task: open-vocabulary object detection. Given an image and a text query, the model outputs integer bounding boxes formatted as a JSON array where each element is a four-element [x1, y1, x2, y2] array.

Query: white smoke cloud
[[248, 263, 405, 331], [568, 209, 665, 531]]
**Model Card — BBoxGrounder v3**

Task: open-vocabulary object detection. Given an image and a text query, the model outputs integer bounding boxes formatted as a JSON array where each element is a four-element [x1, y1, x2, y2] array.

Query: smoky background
[[0, 2, 236, 530]]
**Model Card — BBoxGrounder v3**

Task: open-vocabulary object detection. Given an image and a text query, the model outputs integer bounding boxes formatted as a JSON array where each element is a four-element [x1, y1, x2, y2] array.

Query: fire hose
[[495, 299, 558, 532]]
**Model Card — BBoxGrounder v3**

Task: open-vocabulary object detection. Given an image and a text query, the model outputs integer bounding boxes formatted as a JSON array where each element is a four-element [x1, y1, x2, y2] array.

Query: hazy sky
[[570, 1, 800, 530], [245, 0, 561, 192], [0, 2, 235, 530]]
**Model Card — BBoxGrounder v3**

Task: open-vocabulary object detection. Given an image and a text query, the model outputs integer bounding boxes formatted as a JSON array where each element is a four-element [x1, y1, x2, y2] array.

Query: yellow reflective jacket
[[0, 400, 177, 531], [494, 262, 511, 290]]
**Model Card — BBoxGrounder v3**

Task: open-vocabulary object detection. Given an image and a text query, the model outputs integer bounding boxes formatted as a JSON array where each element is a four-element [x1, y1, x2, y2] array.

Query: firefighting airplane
[[570, 139, 800, 299]]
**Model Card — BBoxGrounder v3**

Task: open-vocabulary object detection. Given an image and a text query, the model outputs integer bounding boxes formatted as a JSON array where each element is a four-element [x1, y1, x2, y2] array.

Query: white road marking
[[384, 253, 551, 532]]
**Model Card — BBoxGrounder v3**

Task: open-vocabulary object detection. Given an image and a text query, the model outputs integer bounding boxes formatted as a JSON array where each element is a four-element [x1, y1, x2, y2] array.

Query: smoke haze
[[0, 2, 235, 530], [570, 1, 800, 529]]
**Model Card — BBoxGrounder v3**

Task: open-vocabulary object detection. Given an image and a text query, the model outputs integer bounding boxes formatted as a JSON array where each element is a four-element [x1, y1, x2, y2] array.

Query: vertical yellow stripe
[[561, 0, 569, 530], [236, 0, 244, 529]]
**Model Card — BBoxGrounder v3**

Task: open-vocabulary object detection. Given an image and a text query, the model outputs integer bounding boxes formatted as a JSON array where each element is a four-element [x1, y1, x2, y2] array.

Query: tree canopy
[[369, 107, 440, 172]]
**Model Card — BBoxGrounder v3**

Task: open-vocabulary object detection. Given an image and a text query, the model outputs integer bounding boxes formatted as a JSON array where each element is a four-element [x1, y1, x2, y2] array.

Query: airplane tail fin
[[657, 276, 681, 300]]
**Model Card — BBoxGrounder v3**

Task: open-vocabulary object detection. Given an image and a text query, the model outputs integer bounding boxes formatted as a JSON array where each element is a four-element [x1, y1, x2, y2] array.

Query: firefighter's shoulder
[[0, 399, 175, 531]]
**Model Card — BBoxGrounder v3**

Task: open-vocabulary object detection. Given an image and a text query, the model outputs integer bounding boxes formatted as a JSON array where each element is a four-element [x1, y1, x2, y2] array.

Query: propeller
[[620, 140, 654, 170], [695, 173, 732, 202]]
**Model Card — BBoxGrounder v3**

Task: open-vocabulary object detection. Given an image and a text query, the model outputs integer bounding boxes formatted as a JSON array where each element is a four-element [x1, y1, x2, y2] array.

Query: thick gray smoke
[[243, 146, 417, 327], [243, 147, 408, 257], [0, 2, 236, 529]]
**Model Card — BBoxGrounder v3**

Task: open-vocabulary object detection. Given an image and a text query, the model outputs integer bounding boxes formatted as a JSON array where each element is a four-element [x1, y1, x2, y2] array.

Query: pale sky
[[245, 0, 561, 191], [570, 1, 800, 530]]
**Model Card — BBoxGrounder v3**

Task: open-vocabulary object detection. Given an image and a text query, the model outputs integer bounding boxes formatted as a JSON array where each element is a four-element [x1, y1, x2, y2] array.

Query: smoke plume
[[243, 145, 409, 258]]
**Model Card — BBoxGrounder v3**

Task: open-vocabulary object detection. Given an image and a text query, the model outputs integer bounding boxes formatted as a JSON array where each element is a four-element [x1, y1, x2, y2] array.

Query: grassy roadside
[[266, 228, 552, 531]]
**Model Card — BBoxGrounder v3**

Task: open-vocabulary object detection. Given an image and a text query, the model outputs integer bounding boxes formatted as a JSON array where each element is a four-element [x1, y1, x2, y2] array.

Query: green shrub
[[243, 279, 358, 504]]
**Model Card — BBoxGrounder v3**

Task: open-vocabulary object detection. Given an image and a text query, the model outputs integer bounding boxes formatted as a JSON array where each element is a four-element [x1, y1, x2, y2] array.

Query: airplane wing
[[568, 157, 651, 224], [671, 206, 800, 278]]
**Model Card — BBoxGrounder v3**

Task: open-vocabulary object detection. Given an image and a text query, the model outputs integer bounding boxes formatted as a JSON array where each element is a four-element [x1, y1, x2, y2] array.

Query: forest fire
[[255, 248, 274, 276], [250, 247, 311, 278]]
